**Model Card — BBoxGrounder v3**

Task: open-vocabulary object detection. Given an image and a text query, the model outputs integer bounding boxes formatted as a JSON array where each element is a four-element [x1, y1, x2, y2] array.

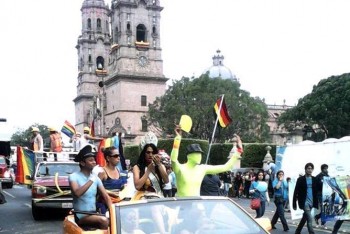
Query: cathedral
[[74, 0, 167, 143], [74, 0, 291, 145]]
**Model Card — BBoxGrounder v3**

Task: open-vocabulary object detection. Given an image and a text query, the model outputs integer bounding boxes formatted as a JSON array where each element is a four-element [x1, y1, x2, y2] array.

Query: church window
[[89, 55, 92, 63], [127, 23, 131, 31], [79, 58, 84, 70], [141, 95, 147, 106], [96, 56, 104, 70], [136, 24, 147, 42], [114, 27, 119, 43], [87, 18, 91, 29], [141, 117, 148, 132], [97, 18, 102, 30], [106, 20, 109, 31], [152, 26, 156, 34]]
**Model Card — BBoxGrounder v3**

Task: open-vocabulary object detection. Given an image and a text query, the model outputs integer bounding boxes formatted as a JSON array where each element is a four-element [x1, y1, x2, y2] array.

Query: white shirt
[[163, 174, 172, 190]]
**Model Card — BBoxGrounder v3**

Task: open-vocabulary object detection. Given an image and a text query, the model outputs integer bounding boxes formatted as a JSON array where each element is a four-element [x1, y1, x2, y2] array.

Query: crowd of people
[[24, 125, 348, 233]]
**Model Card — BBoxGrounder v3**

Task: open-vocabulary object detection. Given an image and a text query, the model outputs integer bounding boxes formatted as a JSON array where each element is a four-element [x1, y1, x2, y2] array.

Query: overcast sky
[[1, 0, 350, 140]]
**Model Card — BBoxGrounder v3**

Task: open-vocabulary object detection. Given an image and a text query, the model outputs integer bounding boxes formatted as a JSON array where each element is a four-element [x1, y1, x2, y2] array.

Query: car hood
[[34, 177, 70, 187]]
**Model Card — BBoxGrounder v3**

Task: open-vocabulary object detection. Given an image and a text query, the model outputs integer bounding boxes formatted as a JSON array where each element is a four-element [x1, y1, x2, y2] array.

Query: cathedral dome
[[203, 50, 238, 81]]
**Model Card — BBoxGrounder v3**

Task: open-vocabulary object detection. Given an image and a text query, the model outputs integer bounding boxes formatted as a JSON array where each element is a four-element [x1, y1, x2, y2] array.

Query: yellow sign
[[179, 115, 192, 133]]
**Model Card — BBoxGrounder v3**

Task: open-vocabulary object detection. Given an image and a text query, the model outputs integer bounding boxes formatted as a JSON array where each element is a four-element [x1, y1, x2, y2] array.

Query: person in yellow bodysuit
[[171, 126, 243, 197]]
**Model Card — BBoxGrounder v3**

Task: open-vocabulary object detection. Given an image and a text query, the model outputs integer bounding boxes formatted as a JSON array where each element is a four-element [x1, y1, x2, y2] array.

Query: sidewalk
[[231, 197, 350, 234]]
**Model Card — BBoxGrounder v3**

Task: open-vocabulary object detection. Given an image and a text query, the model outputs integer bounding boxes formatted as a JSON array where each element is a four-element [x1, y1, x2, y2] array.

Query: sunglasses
[[109, 154, 120, 158]]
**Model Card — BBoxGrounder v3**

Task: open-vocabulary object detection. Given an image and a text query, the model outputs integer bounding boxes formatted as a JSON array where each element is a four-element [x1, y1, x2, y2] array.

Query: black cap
[[74, 144, 97, 162], [186, 144, 204, 154]]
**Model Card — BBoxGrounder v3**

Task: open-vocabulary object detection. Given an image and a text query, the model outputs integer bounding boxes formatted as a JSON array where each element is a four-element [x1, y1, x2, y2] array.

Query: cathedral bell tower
[[74, 0, 168, 142], [74, 0, 111, 134], [104, 0, 168, 142]]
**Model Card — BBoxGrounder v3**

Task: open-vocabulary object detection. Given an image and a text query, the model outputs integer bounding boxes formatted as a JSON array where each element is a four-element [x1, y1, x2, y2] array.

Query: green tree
[[148, 75, 270, 142], [11, 124, 50, 148], [278, 73, 350, 139]]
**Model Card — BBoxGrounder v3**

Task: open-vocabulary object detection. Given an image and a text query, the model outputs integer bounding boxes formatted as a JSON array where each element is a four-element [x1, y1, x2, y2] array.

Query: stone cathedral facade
[[74, 0, 167, 143]]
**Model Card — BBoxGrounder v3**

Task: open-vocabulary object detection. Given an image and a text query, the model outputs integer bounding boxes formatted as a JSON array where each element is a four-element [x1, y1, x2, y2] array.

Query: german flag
[[214, 96, 232, 128]]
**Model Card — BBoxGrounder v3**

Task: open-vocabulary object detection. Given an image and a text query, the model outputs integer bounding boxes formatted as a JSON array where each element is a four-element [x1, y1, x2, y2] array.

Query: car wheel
[[32, 201, 44, 220]]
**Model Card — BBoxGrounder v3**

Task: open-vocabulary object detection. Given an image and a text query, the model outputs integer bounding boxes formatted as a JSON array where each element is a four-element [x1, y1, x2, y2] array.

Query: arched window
[[136, 24, 147, 42], [127, 23, 131, 31], [87, 18, 91, 29], [114, 27, 118, 43], [152, 26, 156, 34], [97, 18, 101, 30], [96, 56, 104, 70]]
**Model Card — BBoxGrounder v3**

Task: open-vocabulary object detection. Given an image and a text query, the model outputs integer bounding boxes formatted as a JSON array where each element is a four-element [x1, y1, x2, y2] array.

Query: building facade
[[74, 0, 168, 143]]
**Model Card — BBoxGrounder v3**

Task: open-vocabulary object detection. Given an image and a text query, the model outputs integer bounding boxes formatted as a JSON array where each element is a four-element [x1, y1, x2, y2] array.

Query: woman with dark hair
[[132, 143, 169, 196], [271, 170, 289, 231], [249, 170, 270, 218]]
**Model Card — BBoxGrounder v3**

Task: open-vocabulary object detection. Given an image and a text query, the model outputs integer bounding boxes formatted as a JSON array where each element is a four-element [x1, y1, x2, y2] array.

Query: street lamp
[[303, 125, 315, 140]]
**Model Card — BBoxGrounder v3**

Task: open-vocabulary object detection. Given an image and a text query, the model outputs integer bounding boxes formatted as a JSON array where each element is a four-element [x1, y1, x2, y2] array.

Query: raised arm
[[132, 164, 151, 190], [170, 126, 182, 171], [205, 135, 243, 175]]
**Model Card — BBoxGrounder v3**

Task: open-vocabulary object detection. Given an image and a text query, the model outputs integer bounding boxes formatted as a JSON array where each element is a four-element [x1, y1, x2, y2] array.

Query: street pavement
[[231, 196, 350, 234]]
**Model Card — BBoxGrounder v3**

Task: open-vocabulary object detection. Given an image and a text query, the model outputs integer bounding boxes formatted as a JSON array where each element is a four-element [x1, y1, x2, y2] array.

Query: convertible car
[[63, 196, 271, 234]]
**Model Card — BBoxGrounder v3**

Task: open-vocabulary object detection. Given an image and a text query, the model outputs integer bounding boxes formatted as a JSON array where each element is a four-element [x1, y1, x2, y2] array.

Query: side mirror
[[25, 175, 33, 180]]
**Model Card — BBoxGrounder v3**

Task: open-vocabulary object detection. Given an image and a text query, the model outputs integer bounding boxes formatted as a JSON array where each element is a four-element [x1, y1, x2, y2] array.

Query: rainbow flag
[[61, 120, 76, 138], [16, 146, 35, 185], [96, 139, 107, 167], [214, 96, 232, 128]]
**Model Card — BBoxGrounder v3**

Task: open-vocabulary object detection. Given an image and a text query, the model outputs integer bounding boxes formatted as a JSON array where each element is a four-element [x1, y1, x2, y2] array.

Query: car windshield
[[117, 199, 267, 234], [36, 163, 79, 177]]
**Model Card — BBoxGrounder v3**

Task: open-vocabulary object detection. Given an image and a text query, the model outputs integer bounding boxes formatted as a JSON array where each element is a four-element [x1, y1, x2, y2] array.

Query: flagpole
[[205, 94, 225, 164]]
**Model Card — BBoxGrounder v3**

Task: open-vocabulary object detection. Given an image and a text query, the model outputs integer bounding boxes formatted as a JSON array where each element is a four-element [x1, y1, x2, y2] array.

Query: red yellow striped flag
[[214, 96, 232, 128]]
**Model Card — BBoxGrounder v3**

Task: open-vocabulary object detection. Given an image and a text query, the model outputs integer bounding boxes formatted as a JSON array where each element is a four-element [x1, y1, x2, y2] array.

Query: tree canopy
[[148, 75, 270, 143], [278, 73, 350, 139]]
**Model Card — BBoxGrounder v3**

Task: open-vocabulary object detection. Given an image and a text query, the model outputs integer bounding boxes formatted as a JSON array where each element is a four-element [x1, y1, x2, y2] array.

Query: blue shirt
[[305, 177, 313, 207], [250, 181, 268, 201], [69, 171, 102, 218], [272, 178, 288, 200], [170, 171, 177, 188]]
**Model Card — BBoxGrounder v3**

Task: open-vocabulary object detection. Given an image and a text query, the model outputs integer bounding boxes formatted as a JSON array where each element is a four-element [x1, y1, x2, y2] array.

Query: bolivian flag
[[16, 146, 35, 185], [214, 96, 232, 128]]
